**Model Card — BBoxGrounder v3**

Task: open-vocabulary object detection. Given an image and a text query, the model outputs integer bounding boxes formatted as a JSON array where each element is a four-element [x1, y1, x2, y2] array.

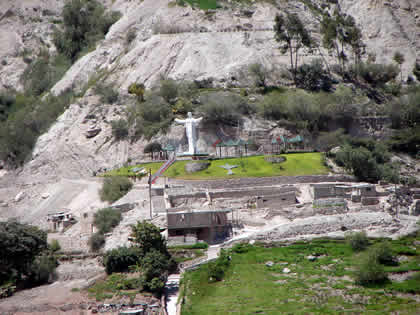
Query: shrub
[[208, 249, 230, 282], [0, 90, 73, 167], [371, 242, 398, 266], [111, 119, 129, 141], [28, 254, 58, 286], [49, 239, 61, 252], [354, 252, 387, 286], [95, 83, 119, 104], [103, 246, 142, 274], [295, 59, 332, 92], [346, 231, 369, 251], [160, 79, 179, 103], [355, 62, 398, 87], [99, 177, 133, 203], [89, 232, 105, 252], [249, 63, 268, 89], [53, 0, 121, 62], [128, 82, 145, 101], [93, 208, 122, 234]]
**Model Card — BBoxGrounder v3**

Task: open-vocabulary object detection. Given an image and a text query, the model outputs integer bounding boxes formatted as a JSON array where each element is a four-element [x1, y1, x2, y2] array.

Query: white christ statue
[[175, 112, 203, 155]]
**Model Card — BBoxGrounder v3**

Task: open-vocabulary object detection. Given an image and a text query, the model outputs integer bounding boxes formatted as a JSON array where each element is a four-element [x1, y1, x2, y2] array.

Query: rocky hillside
[[0, 0, 419, 221]]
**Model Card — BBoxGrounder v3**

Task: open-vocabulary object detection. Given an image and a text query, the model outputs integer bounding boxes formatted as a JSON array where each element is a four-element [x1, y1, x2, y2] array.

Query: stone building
[[166, 209, 232, 245]]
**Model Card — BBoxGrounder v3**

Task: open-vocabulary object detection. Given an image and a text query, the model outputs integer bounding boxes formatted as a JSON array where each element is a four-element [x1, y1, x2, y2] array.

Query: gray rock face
[[185, 162, 210, 173]]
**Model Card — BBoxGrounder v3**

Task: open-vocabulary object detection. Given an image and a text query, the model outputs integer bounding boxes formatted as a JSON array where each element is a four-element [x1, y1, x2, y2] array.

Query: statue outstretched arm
[[193, 117, 203, 123], [175, 118, 186, 124]]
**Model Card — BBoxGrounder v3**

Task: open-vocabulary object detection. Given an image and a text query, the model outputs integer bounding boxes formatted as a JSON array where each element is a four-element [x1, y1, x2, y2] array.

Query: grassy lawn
[[183, 0, 218, 10], [103, 153, 329, 180], [180, 235, 420, 314]]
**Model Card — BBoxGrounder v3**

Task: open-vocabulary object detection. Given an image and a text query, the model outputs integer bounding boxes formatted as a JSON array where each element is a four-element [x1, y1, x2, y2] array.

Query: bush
[[295, 59, 332, 92], [53, 0, 121, 61], [89, 232, 105, 252], [49, 239, 61, 252], [94, 208, 122, 234], [103, 246, 142, 274], [0, 91, 73, 167], [21, 51, 71, 97], [128, 82, 145, 101], [28, 254, 58, 286], [249, 63, 268, 88], [346, 231, 369, 251], [355, 62, 398, 87], [130, 221, 169, 257], [208, 249, 230, 282], [354, 252, 387, 286], [160, 79, 179, 103], [99, 177, 133, 203], [0, 221, 48, 285], [111, 119, 129, 141], [371, 242, 398, 266], [95, 83, 119, 104]]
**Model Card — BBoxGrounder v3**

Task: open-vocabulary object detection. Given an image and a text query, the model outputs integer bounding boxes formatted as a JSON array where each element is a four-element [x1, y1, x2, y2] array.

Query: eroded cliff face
[[0, 0, 419, 219]]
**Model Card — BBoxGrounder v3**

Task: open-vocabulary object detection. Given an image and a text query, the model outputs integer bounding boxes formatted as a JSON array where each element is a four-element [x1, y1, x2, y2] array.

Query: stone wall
[[170, 175, 356, 190]]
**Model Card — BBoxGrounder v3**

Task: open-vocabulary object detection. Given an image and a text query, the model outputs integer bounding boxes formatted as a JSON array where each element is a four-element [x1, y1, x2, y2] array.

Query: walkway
[[164, 245, 221, 315]]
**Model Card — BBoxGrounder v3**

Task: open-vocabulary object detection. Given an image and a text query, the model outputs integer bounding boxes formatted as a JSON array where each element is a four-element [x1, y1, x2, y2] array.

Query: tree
[[321, 11, 363, 75], [0, 221, 48, 284], [130, 221, 168, 257], [393, 51, 405, 83], [274, 13, 312, 83]]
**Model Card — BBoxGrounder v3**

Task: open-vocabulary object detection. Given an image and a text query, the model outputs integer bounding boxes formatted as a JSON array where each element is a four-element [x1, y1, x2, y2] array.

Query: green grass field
[[184, 0, 218, 10], [180, 235, 420, 314], [103, 153, 329, 180]]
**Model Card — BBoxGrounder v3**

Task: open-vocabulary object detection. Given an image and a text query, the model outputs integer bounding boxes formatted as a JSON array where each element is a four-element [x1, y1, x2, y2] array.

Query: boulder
[[306, 255, 317, 261], [85, 128, 101, 139], [185, 162, 210, 173], [41, 193, 50, 199], [265, 261, 274, 267], [282, 267, 291, 274], [14, 192, 25, 202]]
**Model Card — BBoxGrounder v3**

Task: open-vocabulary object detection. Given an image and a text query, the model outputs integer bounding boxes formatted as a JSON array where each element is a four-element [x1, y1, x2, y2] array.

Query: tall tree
[[321, 11, 363, 75], [274, 13, 312, 84]]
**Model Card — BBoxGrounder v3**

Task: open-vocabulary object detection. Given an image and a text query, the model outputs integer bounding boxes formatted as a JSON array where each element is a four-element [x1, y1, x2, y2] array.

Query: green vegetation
[[92, 221, 175, 297], [53, 0, 121, 62], [0, 221, 58, 292], [181, 235, 420, 314], [258, 86, 359, 133], [0, 91, 74, 166], [182, 0, 218, 10], [104, 153, 329, 179], [346, 231, 369, 251], [333, 139, 400, 183], [89, 207, 122, 252], [99, 176, 133, 203], [93, 207, 122, 234], [274, 12, 312, 84], [94, 83, 119, 104]]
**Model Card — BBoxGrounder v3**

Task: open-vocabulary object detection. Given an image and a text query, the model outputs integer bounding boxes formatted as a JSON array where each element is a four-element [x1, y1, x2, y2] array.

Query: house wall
[[167, 211, 229, 229]]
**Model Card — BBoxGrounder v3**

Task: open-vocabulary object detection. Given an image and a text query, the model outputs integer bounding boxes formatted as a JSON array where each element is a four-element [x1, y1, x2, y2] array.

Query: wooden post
[[148, 168, 152, 219]]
